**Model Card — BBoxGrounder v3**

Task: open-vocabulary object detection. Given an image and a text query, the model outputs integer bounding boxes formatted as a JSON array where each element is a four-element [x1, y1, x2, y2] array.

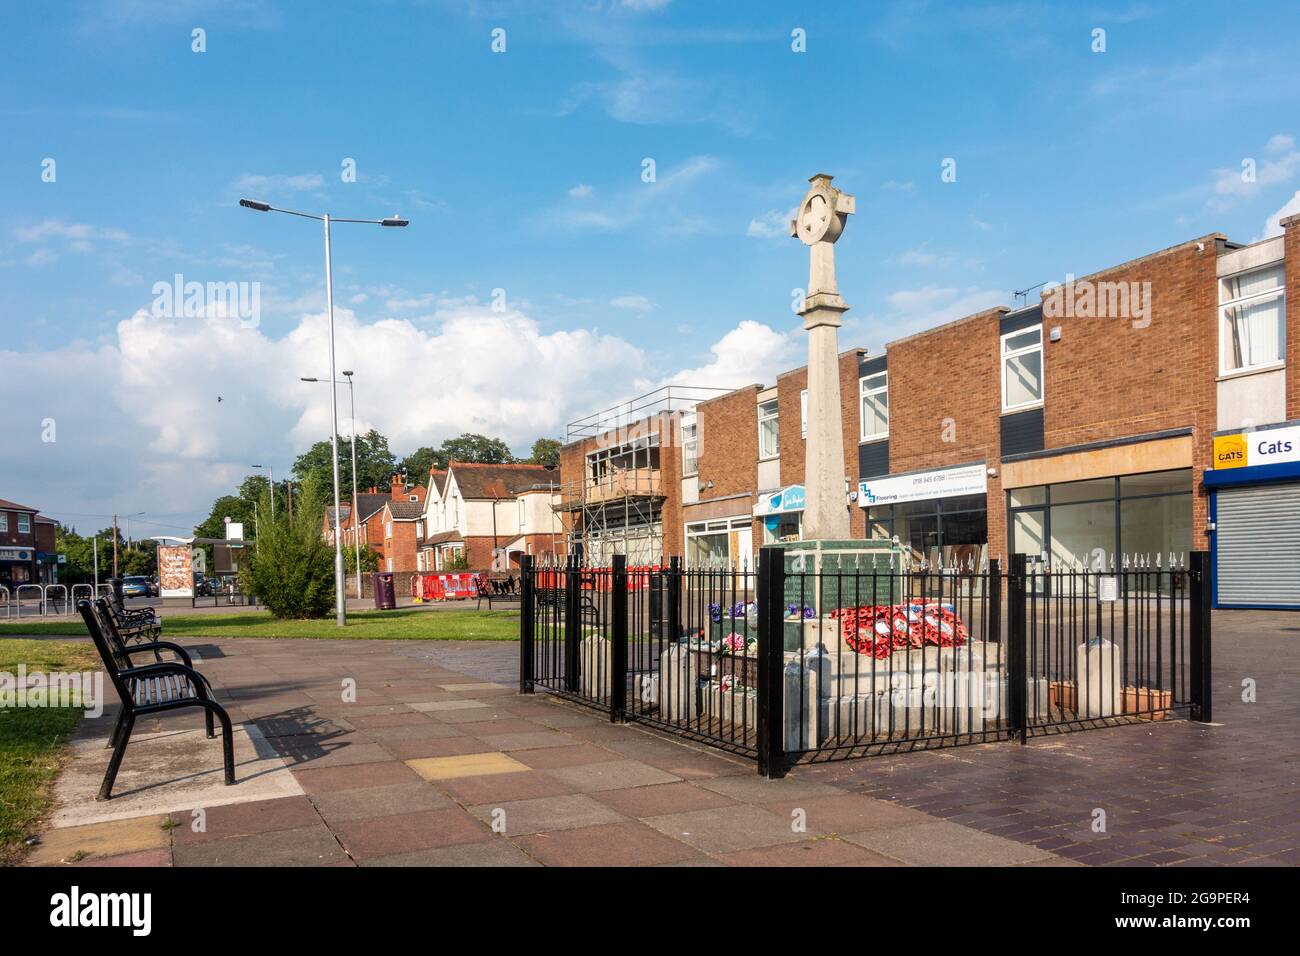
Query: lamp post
[[302, 373, 363, 599], [251, 464, 275, 520], [243, 198, 408, 626]]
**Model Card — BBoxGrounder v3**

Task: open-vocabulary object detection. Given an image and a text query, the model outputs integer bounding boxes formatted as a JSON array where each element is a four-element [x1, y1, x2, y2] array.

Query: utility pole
[[112, 514, 119, 578], [93, 535, 100, 590]]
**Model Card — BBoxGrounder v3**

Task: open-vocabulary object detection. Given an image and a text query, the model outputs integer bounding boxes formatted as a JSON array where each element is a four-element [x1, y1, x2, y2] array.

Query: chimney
[[391, 474, 405, 499]]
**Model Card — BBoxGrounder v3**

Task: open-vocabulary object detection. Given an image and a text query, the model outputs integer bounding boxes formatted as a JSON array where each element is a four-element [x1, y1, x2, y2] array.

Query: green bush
[[240, 478, 336, 619], [342, 544, 380, 573]]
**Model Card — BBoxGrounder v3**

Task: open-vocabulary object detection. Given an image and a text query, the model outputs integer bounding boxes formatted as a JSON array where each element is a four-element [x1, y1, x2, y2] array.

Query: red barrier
[[412, 573, 480, 602]]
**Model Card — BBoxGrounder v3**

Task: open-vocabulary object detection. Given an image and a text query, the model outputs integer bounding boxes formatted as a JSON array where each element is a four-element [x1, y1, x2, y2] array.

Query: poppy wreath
[[830, 603, 969, 659]]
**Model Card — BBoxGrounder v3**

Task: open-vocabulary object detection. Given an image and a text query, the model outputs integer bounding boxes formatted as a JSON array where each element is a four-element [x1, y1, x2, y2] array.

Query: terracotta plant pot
[[1123, 686, 1172, 721], [1049, 680, 1077, 713]]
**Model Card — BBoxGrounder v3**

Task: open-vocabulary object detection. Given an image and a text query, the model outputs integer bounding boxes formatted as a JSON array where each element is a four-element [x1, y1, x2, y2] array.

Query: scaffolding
[[555, 385, 729, 564]]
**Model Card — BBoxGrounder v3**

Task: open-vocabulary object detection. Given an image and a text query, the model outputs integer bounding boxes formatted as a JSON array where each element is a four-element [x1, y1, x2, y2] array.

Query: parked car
[[121, 576, 152, 598], [193, 572, 212, 596]]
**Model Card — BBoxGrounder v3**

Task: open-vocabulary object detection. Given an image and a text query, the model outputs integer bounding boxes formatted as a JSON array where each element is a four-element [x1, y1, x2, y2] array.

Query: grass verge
[[0, 608, 521, 641], [0, 640, 100, 866]]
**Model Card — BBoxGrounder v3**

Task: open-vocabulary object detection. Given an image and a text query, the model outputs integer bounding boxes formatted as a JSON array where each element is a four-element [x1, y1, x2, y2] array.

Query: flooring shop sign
[[859, 463, 988, 507], [1213, 424, 1300, 470]]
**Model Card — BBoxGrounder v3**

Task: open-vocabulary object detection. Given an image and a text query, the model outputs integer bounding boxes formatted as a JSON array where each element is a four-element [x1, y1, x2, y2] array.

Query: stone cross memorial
[[791, 173, 855, 540]]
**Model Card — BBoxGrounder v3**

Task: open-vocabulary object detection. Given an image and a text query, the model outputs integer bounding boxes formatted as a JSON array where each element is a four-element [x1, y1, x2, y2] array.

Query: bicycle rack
[[16, 584, 44, 618], [0, 585, 9, 619], [71, 584, 95, 607], [44, 583, 69, 615]]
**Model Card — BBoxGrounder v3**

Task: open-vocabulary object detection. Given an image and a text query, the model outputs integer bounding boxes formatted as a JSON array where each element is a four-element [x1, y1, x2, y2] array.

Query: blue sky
[[3, 0, 1299, 534]]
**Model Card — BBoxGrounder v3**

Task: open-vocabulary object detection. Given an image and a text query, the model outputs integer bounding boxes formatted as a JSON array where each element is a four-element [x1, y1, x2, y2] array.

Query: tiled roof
[[0, 498, 40, 513], [421, 530, 463, 545], [428, 470, 448, 495], [450, 462, 553, 499], [387, 500, 424, 519]]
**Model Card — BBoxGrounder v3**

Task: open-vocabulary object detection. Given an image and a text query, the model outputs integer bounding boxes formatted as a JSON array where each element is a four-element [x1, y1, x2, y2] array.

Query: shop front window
[[866, 495, 988, 570], [762, 512, 802, 545]]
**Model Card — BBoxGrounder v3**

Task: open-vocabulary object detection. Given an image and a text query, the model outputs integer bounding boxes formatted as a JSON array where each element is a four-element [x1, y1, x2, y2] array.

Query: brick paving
[[26, 608, 1297, 867], [802, 609, 1300, 867]]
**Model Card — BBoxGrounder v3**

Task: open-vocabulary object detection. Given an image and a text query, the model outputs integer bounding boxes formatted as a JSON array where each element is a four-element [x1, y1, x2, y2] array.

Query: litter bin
[[372, 572, 396, 610]]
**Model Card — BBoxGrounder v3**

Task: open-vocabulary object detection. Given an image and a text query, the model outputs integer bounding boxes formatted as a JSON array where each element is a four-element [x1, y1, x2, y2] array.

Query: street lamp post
[[251, 464, 275, 520], [302, 373, 363, 599], [242, 198, 408, 626]]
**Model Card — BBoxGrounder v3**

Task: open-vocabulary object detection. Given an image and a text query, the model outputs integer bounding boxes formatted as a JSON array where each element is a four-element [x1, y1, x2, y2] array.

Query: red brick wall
[[1040, 239, 1218, 550], [1284, 215, 1300, 420], [886, 308, 1007, 555], [380, 518, 421, 573], [696, 386, 760, 499]]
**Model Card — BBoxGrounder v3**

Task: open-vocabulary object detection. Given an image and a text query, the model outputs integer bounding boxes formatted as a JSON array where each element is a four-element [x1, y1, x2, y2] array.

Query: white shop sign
[[858, 463, 988, 508]]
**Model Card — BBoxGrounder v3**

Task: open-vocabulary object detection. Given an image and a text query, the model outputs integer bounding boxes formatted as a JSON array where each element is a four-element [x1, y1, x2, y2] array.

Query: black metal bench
[[105, 593, 161, 643], [78, 599, 235, 800]]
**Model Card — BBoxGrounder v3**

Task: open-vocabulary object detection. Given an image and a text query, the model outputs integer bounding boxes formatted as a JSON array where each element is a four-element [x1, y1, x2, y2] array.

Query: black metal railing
[[519, 549, 1212, 776]]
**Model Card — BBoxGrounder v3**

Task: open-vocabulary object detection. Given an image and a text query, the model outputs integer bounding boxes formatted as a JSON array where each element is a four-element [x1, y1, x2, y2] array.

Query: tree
[[431, 433, 514, 469], [342, 544, 380, 574], [528, 437, 562, 468], [240, 478, 336, 619], [398, 446, 436, 482], [292, 429, 396, 497]]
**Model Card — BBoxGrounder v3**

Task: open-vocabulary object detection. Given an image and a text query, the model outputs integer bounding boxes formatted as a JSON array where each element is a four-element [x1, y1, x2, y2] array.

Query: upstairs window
[[1220, 264, 1285, 375], [0, 514, 7, 532], [1001, 325, 1044, 412], [17, 514, 30, 534], [681, 413, 699, 476], [758, 399, 780, 459], [859, 372, 888, 441]]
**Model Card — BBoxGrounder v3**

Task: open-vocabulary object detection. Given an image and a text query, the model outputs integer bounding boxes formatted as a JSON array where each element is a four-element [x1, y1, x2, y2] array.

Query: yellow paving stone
[[28, 815, 169, 866], [405, 752, 530, 781]]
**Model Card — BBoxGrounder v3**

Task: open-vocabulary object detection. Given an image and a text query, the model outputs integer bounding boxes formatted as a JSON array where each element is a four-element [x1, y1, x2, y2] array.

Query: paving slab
[[334, 808, 492, 860], [762, 794, 936, 835], [515, 822, 705, 867], [719, 838, 905, 867], [406, 752, 531, 781], [172, 823, 349, 867], [468, 793, 626, 836], [308, 782, 455, 824], [643, 805, 808, 855], [49, 722, 303, 828], [168, 795, 322, 844], [28, 815, 169, 865], [359, 840, 539, 867], [543, 759, 681, 793], [510, 743, 626, 770], [434, 770, 580, 805], [842, 821, 1057, 866]]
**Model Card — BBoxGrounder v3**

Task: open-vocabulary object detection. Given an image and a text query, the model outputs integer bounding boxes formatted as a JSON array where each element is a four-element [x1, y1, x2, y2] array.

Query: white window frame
[[757, 399, 780, 460], [681, 412, 699, 477], [1000, 325, 1044, 413], [800, 390, 808, 439], [859, 372, 889, 442], [0, 514, 7, 532], [1218, 264, 1286, 377], [17, 514, 30, 534]]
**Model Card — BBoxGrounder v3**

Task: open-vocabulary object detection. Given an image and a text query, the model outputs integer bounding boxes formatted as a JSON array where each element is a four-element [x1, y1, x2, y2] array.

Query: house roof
[[449, 462, 553, 499], [421, 530, 463, 546], [428, 469, 448, 495], [386, 500, 424, 520], [353, 493, 390, 523], [0, 499, 40, 513]]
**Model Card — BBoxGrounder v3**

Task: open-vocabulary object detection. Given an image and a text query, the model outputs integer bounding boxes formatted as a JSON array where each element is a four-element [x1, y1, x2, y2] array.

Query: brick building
[[558, 221, 1300, 608], [416, 462, 564, 572], [0, 498, 58, 587]]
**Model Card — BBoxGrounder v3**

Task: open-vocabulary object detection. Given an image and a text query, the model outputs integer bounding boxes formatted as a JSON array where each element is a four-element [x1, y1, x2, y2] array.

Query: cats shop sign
[[1212, 423, 1300, 470], [858, 463, 988, 507]]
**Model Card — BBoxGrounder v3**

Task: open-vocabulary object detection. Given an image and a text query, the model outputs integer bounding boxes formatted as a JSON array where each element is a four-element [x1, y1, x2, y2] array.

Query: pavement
[[21, 608, 1299, 867]]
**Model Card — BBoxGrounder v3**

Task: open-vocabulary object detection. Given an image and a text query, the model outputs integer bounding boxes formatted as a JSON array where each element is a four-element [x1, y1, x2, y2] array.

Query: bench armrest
[[125, 641, 193, 668]]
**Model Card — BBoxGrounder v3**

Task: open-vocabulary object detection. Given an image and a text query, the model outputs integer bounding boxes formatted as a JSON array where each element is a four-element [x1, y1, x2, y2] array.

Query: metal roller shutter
[[1216, 483, 1300, 608]]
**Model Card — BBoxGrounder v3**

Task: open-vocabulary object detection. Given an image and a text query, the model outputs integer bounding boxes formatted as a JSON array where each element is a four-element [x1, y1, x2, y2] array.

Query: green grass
[[0, 608, 522, 641], [0, 640, 100, 866]]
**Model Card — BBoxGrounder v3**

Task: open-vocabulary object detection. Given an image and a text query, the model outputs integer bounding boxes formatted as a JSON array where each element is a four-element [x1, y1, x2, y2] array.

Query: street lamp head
[[380, 216, 409, 228], [300, 377, 319, 383], [342, 369, 353, 377], [239, 198, 272, 212]]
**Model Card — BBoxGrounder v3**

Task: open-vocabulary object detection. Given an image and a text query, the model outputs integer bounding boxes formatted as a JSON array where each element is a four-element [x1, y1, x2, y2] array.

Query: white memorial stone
[[1076, 638, 1122, 718]]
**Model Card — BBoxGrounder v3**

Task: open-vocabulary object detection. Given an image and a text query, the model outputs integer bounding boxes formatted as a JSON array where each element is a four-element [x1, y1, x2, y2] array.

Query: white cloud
[[231, 172, 325, 195], [568, 183, 593, 199], [539, 155, 722, 236], [15, 219, 129, 244], [610, 294, 654, 312], [746, 209, 792, 239], [664, 320, 797, 390], [1259, 189, 1300, 240]]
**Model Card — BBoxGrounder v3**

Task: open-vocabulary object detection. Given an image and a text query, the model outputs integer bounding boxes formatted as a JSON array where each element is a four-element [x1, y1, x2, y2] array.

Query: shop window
[[681, 413, 699, 476], [1220, 265, 1285, 375], [1120, 469, 1192, 497], [1001, 325, 1043, 412], [758, 399, 780, 459], [859, 372, 888, 441], [1048, 477, 1115, 505], [1008, 486, 1046, 508], [762, 512, 802, 545]]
